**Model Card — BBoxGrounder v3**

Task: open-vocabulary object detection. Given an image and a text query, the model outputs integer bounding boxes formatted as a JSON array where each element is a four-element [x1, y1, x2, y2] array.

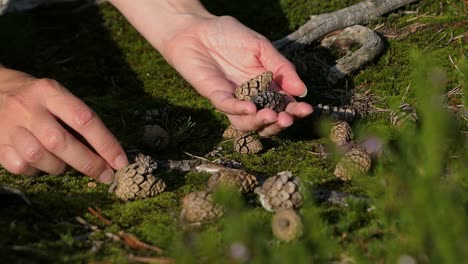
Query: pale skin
[[0, 0, 313, 183]]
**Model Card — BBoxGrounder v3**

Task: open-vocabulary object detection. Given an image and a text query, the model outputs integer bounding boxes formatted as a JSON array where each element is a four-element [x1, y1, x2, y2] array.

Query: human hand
[[0, 67, 128, 183], [160, 16, 313, 137]]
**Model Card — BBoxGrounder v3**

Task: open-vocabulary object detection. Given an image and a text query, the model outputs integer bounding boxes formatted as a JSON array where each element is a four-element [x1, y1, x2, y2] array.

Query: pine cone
[[142, 124, 170, 150], [110, 158, 166, 201], [334, 145, 371, 181], [254, 171, 303, 212], [234, 134, 263, 154], [272, 209, 303, 241], [330, 121, 353, 147], [180, 191, 224, 222], [222, 125, 245, 139], [390, 103, 418, 128], [235, 71, 273, 101], [207, 169, 258, 193], [251, 90, 286, 112]]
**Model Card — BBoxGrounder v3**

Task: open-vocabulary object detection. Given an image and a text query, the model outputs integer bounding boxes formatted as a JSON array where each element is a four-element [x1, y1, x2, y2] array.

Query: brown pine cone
[[110, 158, 166, 201], [272, 209, 303, 241], [207, 169, 258, 193], [180, 191, 224, 222], [234, 134, 263, 154], [254, 171, 303, 212], [142, 124, 170, 150], [390, 103, 418, 128], [330, 121, 353, 147], [235, 71, 273, 101], [222, 125, 245, 139], [334, 145, 371, 181], [251, 90, 286, 112]]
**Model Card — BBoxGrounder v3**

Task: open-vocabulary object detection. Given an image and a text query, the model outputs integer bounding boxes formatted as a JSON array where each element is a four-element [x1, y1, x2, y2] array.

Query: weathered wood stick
[[273, 0, 420, 53]]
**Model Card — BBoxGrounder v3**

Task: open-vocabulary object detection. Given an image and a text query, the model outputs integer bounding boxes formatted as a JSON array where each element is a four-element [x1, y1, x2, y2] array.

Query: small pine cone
[[134, 153, 158, 173], [272, 209, 303, 241], [110, 162, 166, 201], [330, 121, 353, 146], [251, 91, 286, 112], [222, 125, 245, 139], [234, 134, 263, 154], [255, 171, 303, 212], [390, 103, 418, 128], [334, 145, 371, 181], [142, 124, 170, 150], [235, 71, 273, 101], [207, 169, 258, 193], [180, 191, 224, 222]]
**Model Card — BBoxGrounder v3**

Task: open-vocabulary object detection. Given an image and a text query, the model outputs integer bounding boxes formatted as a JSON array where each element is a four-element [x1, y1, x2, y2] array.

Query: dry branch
[[273, 0, 420, 53]]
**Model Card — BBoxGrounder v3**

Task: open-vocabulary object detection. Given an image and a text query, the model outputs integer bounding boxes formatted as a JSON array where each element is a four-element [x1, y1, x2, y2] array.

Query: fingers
[[258, 40, 307, 97], [27, 110, 115, 183], [0, 145, 39, 176], [210, 90, 257, 115], [42, 84, 128, 170], [10, 126, 66, 175], [227, 108, 278, 132]]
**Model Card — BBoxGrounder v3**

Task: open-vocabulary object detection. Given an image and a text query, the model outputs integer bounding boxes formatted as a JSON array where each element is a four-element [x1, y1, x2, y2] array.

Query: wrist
[[109, 0, 215, 56]]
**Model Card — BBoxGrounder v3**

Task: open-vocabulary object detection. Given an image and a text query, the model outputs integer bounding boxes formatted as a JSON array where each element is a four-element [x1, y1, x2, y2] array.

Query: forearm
[[109, 0, 214, 55]]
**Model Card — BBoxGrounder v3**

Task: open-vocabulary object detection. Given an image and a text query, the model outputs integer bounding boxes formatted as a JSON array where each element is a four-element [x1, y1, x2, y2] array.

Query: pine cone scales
[[330, 121, 353, 146], [110, 154, 165, 201], [255, 171, 302, 212], [180, 191, 224, 222], [334, 145, 371, 181], [222, 125, 244, 139], [207, 169, 258, 193], [234, 134, 263, 154], [251, 91, 286, 112], [235, 71, 273, 101]]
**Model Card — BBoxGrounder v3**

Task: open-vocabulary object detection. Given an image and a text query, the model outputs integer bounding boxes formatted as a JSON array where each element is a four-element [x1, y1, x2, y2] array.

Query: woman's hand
[[162, 15, 313, 137], [110, 0, 313, 137], [0, 67, 128, 182]]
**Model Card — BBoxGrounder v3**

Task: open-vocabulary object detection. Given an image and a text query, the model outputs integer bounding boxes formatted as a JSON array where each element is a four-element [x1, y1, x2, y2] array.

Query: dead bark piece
[[274, 0, 420, 54], [119, 231, 165, 254], [320, 25, 385, 82]]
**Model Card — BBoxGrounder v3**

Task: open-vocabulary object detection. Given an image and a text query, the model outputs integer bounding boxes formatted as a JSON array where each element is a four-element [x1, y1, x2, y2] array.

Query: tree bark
[[273, 0, 420, 53]]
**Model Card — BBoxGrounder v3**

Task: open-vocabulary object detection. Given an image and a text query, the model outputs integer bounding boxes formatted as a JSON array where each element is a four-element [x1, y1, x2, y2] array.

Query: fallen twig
[[87, 207, 112, 226], [128, 255, 175, 264], [119, 231, 165, 255], [274, 0, 420, 54]]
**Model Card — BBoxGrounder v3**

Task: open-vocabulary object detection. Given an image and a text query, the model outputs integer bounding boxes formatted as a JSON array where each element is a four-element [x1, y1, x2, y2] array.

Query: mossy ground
[[0, 0, 467, 263]]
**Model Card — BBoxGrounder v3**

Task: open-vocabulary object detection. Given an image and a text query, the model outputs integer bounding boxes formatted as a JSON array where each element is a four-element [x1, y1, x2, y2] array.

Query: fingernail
[[114, 154, 129, 169], [299, 85, 308, 98], [98, 169, 114, 184]]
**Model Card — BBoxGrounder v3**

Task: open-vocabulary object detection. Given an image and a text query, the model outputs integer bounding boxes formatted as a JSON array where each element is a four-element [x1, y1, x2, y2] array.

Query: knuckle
[[23, 144, 44, 163], [74, 106, 97, 129], [98, 138, 117, 156], [78, 159, 98, 177], [43, 129, 67, 152], [32, 78, 61, 93]]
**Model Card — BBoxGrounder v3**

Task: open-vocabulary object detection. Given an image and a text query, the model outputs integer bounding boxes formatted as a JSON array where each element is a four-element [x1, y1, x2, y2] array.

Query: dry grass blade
[[119, 231, 165, 255], [128, 255, 175, 264], [87, 207, 112, 226]]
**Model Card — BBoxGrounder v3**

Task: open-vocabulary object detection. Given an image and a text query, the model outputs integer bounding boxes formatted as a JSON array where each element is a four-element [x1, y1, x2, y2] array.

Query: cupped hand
[[161, 15, 313, 137], [0, 68, 128, 183]]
